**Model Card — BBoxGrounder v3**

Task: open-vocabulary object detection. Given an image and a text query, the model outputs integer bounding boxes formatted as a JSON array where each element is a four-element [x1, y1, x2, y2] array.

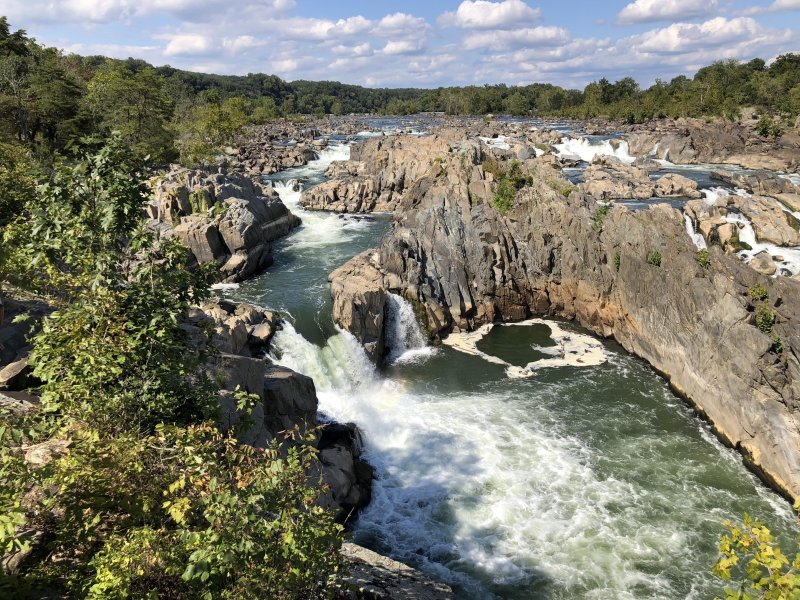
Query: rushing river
[[222, 132, 795, 599]]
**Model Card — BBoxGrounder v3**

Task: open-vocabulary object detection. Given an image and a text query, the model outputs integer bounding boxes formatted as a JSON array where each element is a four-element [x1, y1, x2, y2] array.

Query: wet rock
[[750, 251, 777, 276], [329, 252, 388, 361]]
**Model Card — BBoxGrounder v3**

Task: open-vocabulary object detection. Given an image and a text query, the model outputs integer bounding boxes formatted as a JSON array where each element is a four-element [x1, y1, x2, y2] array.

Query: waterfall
[[683, 214, 707, 250], [384, 293, 436, 364], [723, 212, 800, 276], [553, 137, 636, 164]]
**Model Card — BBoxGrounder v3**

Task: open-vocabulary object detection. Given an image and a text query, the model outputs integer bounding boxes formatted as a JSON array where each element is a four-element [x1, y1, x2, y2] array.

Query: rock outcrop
[[185, 298, 373, 521], [148, 164, 300, 282], [580, 157, 701, 201], [339, 543, 454, 600], [301, 134, 475, 213], [625, 117, 800, 171], [329, 138, 800, 501]]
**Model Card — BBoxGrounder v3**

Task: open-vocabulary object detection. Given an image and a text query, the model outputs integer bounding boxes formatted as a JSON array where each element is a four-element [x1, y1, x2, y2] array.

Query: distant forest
[[2, 15, 800, 164]]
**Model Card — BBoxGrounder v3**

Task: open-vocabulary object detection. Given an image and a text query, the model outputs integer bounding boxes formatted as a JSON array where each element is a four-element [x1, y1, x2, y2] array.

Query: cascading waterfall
[[723, 212, 800, 276], [384, 293, 437, 364], [683, 214, 707, 250], [553, 137, 636, 164]]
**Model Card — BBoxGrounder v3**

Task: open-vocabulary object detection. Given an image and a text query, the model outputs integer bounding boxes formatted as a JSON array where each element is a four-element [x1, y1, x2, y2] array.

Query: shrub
[[756, 305, 777, 334], [493, 178, 516, 215], [646, 250, 662, 267], [749, 283, 769, 302], [697, 249, 710, 268], [593, 205, 610, 230], [714, 513, 800, 599], [487, 159, 532, 215], [773, 335, 783, 353], [614, 252, 621, 272]]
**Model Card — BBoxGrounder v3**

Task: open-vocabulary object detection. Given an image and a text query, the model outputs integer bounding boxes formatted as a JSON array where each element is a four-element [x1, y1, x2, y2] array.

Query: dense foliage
[[0, 134, 345, 597], [714, 512, 800, 599]]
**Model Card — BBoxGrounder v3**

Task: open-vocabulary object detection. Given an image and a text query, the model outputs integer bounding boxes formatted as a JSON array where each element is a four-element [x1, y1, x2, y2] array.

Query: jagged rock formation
[[339, 543, 454, 599], [185, 298, 372, 522], [329, 140, 800, 501], [624, 117, 800, 171], [580, 157, 701, 201], [148, 163, 300, 282], [711, 169, 800, 212], [685, 194, 800, 249], [301, 135, 455, 213]]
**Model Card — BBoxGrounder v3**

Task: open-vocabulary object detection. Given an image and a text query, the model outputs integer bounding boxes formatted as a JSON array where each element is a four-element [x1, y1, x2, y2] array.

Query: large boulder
[[150, 164, 300, 282], [581, 156, 654, 200]]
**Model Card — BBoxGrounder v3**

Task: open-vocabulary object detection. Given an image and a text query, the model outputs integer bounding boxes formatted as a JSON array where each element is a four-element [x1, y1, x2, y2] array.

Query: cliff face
[[329, 145, 800, 500]]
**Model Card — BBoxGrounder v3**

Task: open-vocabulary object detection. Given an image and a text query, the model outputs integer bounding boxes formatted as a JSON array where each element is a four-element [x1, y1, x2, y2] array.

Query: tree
[[714, 512, 800, 599], [0, 135, 346, 598], [85, 62, 176, 163]]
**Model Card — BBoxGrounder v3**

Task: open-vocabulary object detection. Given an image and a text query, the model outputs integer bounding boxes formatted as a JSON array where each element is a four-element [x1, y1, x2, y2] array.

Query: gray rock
[[340, 543, 454, 600]]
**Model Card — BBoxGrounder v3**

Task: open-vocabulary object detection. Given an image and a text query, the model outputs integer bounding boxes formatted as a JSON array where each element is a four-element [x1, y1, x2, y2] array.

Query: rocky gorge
[[321, 121, 800, 504], [4, 114, 800, 598]]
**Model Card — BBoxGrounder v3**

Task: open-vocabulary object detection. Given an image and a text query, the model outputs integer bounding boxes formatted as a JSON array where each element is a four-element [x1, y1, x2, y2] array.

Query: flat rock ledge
[[340, 543, 454, 600]]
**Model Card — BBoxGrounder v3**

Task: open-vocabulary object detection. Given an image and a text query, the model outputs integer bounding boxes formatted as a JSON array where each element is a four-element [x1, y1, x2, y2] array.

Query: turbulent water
[[223, 134, 796, 599]]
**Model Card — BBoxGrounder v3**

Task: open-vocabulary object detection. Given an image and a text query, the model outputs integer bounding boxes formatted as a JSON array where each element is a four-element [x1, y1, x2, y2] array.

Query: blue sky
[[4, 0, 800, 89]]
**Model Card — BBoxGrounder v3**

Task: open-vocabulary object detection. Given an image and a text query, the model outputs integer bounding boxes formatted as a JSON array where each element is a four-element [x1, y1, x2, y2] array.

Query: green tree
[[85, 62, 175, 162]]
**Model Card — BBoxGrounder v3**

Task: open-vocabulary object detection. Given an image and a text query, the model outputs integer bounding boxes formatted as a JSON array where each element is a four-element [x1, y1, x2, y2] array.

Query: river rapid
[[222, 123, 796, 599]]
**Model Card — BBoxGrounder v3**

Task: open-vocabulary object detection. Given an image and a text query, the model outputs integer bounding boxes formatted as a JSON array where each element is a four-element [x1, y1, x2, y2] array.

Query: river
[[221, 128, 795, 599]]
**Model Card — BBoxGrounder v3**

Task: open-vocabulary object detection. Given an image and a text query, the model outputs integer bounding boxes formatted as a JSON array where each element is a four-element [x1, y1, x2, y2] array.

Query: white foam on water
[[210, 282, 240, 291], [684, 214, 707, 250], [479, 135, 512, 150], [384, 293, 438, 365], [553, 137, 636, 164], [267, 323, 681, 598], [701, 186, 731, 205], [443, 319, 607, 379], [723, 212, 800, 276]]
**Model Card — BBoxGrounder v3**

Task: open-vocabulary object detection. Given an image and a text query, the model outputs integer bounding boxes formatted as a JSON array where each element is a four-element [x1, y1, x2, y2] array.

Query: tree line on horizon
[[2, 16, 800, 168]]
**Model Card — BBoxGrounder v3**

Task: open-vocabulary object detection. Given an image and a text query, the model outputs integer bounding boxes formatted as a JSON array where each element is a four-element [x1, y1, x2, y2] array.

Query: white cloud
[[617, 0, 719, 24], [741, 0, 800, 15], [635, 17, 780, 54], [374, 12, 430, 35], [381, 39, 426, 55], [438, 0, 541, 30], [162, 34, 213, 56], [463, 26, 570, 51], [4, 0, 295, 24]]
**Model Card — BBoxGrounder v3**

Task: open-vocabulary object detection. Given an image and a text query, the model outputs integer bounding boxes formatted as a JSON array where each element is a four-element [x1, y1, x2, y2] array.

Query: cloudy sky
[[4, 0, 800, 89]]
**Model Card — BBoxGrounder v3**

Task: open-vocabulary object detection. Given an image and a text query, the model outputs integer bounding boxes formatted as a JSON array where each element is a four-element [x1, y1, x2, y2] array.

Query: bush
[[646, 250, 662, 267], [756, 305, 777, 334], [593, 205, 610, 230], [487, 159, 532, 215], [697, 249, 710, 268], [614, 252, 621, 272], [714, 513, 800, 598], [749, 283, 769, 302], [493, 178, 516, 215]]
